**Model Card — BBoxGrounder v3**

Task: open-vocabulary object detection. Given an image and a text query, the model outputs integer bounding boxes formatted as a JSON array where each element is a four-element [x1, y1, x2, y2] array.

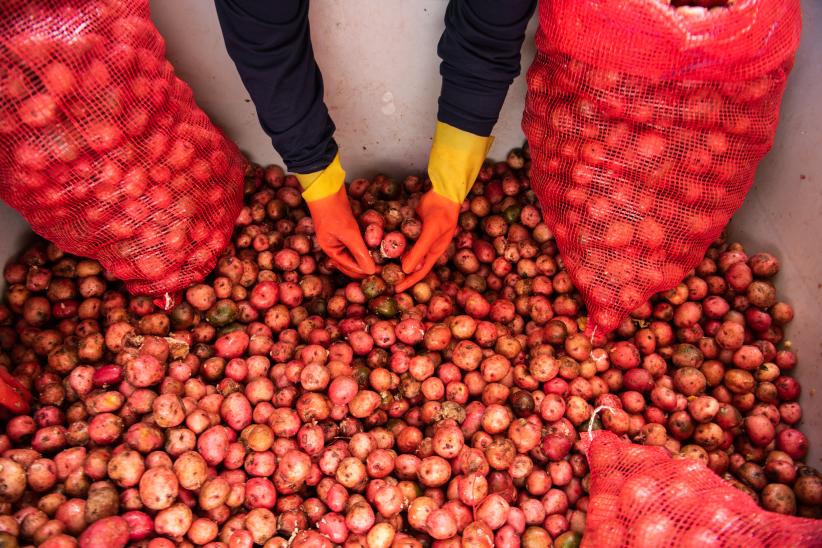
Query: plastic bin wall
[[0, 1, 819, 464]]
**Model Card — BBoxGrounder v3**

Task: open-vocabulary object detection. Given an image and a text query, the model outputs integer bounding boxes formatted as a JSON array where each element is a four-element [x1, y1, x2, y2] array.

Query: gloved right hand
[[395, 122, 493, 293], [0, 367, 31, 415], [296, 154, 376, 278]]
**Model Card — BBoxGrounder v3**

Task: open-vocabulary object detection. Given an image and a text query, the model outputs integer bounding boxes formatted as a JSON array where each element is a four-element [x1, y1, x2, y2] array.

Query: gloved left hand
[[395, 122, 493, 293], [0, 367, 31, 415], [297, 154, 376, 278]]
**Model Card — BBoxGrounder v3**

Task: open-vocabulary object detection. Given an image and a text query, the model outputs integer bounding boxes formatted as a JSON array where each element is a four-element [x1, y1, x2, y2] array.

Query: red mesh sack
[[0, 0, 245, 296], [522, 0, 801, 334], [582, 430, 822, 547]]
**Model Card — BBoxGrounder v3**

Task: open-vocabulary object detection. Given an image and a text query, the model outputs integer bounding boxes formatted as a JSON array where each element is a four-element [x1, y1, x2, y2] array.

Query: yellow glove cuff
[[428, 122, 494, 204], [296, 153, 345, 202]]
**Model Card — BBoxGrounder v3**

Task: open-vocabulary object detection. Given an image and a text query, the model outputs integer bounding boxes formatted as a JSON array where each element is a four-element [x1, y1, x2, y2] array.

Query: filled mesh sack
[[582, 430, 822, 547], [522, 0, 801, 334], [0, 0, 245, 296]]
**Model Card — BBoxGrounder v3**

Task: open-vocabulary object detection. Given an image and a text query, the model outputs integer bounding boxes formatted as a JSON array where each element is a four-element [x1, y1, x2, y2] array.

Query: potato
[[245, 508, 277, 545], [54, 448, 87, 481], [139, 467, 179, 510], [39, 533, 79, 548], [0, 458, 26, 502], [84, 391, 125, 415], [0, 516, 18, 537], [218, 514, 246, 544], [27, 457, 57, 492], [199, 477, 231, 511], [794, 473, 822, 506], [20, 508, 48, 539], [55, 499, 86, 535], [151, 394, 186, 428], [0, 533, 18, 548], [38, 492, 67, 517], [64, 468, 90, 497], [761, 483, 796, 515], [154, 503, 193, 538], [84, 481, 119, 522], [77, 516, 128, 548], [187, 518, 219, 545], [173, 451, 208, 490], [165, 427, 197, 457], [197, 426, 229, 466], [107, 450, 145, 488], [32, 519, 65, 545]]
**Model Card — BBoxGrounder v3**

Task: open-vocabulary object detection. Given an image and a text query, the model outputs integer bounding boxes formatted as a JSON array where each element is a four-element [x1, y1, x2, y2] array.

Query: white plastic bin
[[0, 0, 819, 463]]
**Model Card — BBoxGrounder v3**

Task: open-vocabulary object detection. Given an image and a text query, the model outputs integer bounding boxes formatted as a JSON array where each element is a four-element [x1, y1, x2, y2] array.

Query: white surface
[[728, 0, 822, 464], [0, 203, 31, 270], [0, 1, 818, 462], [148, 0, 537, 176]]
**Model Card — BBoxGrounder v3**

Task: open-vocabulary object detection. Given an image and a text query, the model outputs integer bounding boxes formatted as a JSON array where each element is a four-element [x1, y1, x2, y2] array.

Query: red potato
[[688, 396, 719, 423], [214, 330, 250, 359], [0, 152, 816, 546], [107, 450, 145, 488], [154, 502, 193, 538], [120, 510, 153, 541], [188, 517, 219, 545], [125, 355, 165, 388], [220, 392, 252, 431], [198, 426, 230, 465], [366, 522, 396, 548], [199, 477, 231, 511], [83, 481, 119, 522], [745, 415, 776, 447], [152, 394, 186, 428], [417, 456, 451, 488], [139, 467, 178, 510], [476, 494, 510, 530], [245, 477, 277, 509], [173, 451, 208, 490], [776, 429, 809, 460], [78, 516, 129, 548], [39, 534, 79, 548], [86, 413, 123, 445], [346, 501, 376, 535], [426, 508, 458, 540]]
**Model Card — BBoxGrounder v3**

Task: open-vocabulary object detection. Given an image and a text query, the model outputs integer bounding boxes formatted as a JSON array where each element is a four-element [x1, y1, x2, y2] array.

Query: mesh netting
[[582, 431, 822, 547], [0, 0, 245, 296], [522, 0, 801, 334]]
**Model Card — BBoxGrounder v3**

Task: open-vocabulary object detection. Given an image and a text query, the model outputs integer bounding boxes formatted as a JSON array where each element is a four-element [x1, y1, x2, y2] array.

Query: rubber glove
[[0, 367, 31, 415], [296, 154, 376, 278], [395, 122, 493, 293]]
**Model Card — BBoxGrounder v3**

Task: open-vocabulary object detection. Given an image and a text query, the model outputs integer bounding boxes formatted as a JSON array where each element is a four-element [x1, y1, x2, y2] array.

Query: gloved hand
[[395, 122, 493, 293], [0, 367, 31, 415], [297, 154, 376, 278]]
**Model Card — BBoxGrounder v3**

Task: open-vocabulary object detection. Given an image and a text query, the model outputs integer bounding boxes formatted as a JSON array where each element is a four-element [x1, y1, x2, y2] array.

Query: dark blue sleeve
[[437, 0, 537, 137], [214, 0, 337, 173]]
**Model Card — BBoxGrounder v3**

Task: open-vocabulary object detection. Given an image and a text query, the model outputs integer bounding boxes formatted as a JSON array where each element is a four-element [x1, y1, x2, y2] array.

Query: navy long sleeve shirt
[[215, 0, 536, 174]]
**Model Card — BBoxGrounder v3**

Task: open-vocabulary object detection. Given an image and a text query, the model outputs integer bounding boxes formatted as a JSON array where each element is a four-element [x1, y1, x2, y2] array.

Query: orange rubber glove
[[0, 367, 31, 415], [396, 122, 493, 293], [297, 154, 376, 278]]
